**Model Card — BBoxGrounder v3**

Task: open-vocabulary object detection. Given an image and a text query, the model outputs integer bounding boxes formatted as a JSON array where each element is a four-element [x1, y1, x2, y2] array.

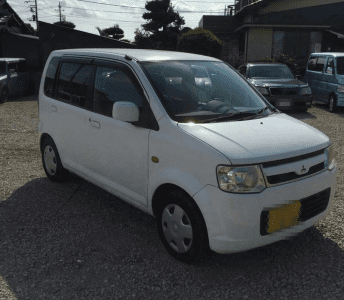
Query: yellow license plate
[[267, 201, 301, 233]]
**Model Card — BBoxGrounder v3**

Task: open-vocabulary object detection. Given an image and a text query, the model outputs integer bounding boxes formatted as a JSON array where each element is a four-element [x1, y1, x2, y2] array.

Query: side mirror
[[9, 69, 15, 74], [296, 75, 301, 80], [112, 101, 139, 123]]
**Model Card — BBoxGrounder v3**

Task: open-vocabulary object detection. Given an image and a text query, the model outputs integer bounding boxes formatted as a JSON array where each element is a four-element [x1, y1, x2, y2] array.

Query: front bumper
[[265, 95, 314, 111], [193, 166, 337, 254]]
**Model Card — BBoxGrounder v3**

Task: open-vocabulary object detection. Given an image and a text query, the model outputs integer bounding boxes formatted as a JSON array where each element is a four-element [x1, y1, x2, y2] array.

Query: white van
[[38, 49, 337, 263]]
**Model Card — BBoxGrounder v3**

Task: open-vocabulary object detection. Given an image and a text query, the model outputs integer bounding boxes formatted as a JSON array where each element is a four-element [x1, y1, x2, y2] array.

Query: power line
[[76, 0, 142, 9], [62, 4, 223, 14]]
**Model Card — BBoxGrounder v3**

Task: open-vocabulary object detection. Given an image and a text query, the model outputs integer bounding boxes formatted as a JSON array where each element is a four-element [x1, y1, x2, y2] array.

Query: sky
[[9, 0, 235, 42]]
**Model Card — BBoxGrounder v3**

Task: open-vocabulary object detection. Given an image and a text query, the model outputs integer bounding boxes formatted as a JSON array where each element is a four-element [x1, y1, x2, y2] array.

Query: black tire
[[156, 190, 210, 263], [42, 137, 69, 182], [0, 87, 8, 104], [329, 95, 337, 113]]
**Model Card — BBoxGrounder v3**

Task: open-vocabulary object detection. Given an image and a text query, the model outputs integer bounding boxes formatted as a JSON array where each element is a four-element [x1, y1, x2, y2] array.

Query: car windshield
[[248, 65, 295, 79], [139, 60, 271, 123], [0, 62, 6, 75], [336, 57, 344, 75]]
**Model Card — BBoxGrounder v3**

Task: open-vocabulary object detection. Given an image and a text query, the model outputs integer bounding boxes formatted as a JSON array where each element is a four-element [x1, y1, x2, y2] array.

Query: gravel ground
[[0, 96, 344, 300]]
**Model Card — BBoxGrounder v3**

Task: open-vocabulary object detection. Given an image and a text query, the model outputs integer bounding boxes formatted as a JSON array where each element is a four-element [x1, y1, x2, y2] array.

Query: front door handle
[[52, 105, 57, 112], [89, 118, 100, 128]]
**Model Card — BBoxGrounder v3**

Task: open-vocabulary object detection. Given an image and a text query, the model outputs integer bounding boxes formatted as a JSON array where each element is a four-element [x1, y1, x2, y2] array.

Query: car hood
[[248, 78, 306, 87], [177, 113, 330, 165]]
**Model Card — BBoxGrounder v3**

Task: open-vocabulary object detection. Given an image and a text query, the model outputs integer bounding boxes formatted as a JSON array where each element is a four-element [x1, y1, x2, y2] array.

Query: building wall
[[257, 2, 344, 29], [259, 0, 344, 14], [39, 21, 134, 68], [0, 33, 40, 68], [247, 27, 273, 61]]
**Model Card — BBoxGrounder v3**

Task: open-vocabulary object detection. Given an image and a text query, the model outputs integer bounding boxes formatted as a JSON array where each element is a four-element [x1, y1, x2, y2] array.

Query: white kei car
[[38, 49, 337, 263]]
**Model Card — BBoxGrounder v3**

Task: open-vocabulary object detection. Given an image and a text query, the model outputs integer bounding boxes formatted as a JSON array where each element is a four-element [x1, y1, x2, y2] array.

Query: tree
[[177, 27, 224, 58], [96, 24, 124, 40], [133, 28, 156, 49], [140, 0, 185, 50], [53, 21, 76, 29]]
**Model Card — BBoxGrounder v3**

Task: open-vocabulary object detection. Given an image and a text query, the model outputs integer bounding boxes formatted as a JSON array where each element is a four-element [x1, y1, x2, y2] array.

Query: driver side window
[[93, 65, 146, 118], [325, 57, 334, 74]]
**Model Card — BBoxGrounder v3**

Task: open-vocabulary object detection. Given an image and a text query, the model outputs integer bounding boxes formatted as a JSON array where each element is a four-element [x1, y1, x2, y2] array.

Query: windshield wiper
[[236, 106, 271, 121], [196, 111, 258, 123]]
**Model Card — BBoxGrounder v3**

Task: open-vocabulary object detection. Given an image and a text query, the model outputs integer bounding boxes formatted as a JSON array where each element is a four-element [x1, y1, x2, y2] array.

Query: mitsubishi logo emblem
[[295, 164, 308, 175]]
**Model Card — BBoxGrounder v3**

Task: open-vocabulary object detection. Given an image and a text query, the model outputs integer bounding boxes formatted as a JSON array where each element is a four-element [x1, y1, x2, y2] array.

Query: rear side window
[[57, 62, 95, 110], [17, 60, 28, 72], [307, 57, 317, 71], [314, 57, 326, 72], [44, 57, 60, 98]]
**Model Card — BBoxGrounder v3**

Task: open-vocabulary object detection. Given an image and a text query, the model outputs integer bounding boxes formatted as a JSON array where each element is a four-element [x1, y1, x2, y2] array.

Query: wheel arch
[[151, 183, 204, 221], [40, 133, 54, 154]]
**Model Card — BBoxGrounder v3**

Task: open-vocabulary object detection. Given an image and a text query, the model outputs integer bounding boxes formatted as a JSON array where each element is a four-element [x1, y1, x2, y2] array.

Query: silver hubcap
[[330, 97, 334, 111], [161, 204, 193, 253], [44, 145, 57, 176]]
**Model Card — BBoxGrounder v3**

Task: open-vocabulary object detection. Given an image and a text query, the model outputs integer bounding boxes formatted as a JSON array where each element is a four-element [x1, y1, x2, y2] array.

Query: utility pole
[[56, 2, 65, 23], [25, 0, 38, 33]]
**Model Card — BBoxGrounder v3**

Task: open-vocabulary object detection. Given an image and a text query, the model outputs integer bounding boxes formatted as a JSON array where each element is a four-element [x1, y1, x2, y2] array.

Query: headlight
[[216, 165, 266, 193], [255, 86, 269, 95], [299, 87, 312, 95], [337, 86, 344, 93], [325, 144, 336, 171]]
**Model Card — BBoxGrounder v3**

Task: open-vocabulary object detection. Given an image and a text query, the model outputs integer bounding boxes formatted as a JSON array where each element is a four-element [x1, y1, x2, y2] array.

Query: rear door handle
[[89, 118, 101, 128], [52, 105, 57, 112]]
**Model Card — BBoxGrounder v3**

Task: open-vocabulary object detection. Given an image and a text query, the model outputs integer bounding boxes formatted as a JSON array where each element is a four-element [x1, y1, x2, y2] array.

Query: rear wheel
[[156, 190, 210, 263], [42, 138, 69, 182], [0, 87, 8, 104], [329, 95, 337, 113]]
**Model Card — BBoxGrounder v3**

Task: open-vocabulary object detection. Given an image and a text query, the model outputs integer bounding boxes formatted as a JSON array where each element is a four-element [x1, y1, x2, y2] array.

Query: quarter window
[[44, 57, 60, 98], [93, 66, 145, 118]]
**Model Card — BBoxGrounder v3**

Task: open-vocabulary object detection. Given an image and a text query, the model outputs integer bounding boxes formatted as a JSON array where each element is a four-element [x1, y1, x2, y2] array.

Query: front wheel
[[42, 138, 69, 182], [156, 190, 210, 263], [329, 95, 338, 113]]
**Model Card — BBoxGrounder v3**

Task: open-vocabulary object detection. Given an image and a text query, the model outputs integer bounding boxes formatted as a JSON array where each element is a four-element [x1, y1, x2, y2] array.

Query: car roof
[[0, 58, 25, 62], [51, 48, 220, 62], [310, 52, 344, 57]]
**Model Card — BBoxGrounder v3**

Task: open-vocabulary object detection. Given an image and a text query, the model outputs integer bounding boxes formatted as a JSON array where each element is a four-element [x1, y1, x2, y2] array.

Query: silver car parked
[[0, 58, 31, 103]]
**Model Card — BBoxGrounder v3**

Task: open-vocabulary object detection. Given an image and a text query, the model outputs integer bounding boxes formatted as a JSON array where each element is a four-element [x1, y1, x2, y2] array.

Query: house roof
[[0, 0, 34, 35], [53, 48, 221, 62], [234, 0, 269, 16]]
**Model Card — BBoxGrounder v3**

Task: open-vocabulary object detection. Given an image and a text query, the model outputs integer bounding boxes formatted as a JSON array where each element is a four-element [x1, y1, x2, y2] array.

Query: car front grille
[[270, 88, 298, 96], [262, 149, 326, 187], [260, 188, 331, 236], [266, 162, 324, 185]]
